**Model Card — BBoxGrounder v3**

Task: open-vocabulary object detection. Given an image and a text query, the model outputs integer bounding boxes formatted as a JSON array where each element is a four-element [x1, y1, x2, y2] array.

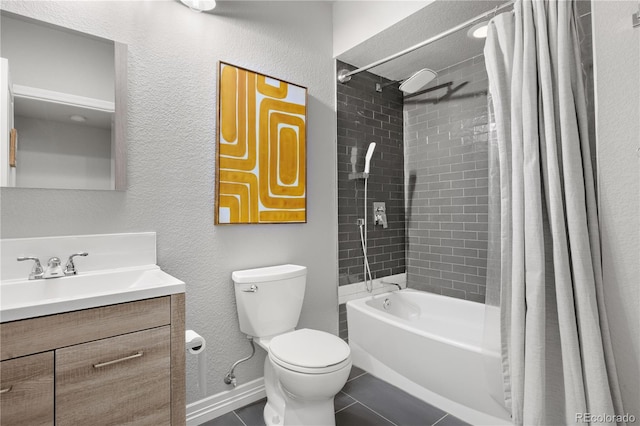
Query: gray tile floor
[[204, 305, 469, 426], [202, 366, 469, 426]]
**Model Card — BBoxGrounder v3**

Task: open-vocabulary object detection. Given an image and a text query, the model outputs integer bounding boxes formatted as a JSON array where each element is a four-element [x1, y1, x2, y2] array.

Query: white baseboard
[[338, 273, 406, 304], [186, 378, 266, 426]]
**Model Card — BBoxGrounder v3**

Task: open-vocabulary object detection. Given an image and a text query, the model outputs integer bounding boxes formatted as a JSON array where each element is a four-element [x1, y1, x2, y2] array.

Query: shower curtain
[[483, 1, 626, 424]]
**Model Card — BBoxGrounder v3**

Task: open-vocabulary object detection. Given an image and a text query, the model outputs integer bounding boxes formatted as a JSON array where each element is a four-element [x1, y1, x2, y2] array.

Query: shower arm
[[375, 80, 401, 92], [337, 1, 513, 83]]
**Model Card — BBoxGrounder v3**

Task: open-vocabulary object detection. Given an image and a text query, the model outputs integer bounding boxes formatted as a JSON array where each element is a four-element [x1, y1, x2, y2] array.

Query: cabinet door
[[0, 351, 54, 426], [56, 326, 171, 426]]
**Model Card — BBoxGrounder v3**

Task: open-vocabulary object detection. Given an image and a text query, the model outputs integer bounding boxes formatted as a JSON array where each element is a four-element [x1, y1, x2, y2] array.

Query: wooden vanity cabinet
[[56, 326, 171, 425], [0, 352, 54, 426], [0, 294, 185, 426]]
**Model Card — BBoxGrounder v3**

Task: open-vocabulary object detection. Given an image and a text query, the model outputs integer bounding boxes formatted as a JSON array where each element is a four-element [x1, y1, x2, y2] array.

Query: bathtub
[[346, 289, 512, 425]]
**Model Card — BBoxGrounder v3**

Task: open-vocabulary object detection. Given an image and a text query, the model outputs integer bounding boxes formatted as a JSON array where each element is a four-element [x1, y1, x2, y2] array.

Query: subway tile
[[441, 287, 467, 299], [451, 214, 477, 223], [440, 206, 464, 214], [453, 248, 478, 257], [453, 280, 479, 294], [464, 222, 488, 232], [429, 230, 453, 238], [465, 257, 487, 267], [430, 277, 454, 288], [466, 293, 486, 304], [442, 271, 466, 282], [451, 264, 478, 275], [465, 239, 488, 249], [451, 161, 478, 172], [438, 188, 464, 198], [452, 230, 477, 239], [430, 262, 454, 272], [440, 238, 465, 248], [440, 255, 466, 265], [465, 274, 487, 285], [451, 196, 477, 205]]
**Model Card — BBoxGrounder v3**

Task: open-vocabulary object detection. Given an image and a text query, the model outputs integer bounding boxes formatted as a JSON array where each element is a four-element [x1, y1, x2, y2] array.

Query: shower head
[[364, 142, 376, 174], [399, 68, 437, 94]]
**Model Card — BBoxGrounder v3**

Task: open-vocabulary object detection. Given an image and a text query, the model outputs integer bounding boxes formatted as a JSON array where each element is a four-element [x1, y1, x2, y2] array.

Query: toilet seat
[[269, 329, 351, 375]]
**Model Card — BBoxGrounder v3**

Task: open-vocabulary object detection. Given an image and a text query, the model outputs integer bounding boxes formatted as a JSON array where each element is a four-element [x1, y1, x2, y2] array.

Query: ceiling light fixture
[[179, 0, 216, 13], [467, 22, 489, 39]]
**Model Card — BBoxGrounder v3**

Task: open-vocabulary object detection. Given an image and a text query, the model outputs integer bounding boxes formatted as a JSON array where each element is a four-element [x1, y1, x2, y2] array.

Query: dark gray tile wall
[[404, 55, 489, 303], [337, 60, 406, 286], [402, 14, 595, 304]]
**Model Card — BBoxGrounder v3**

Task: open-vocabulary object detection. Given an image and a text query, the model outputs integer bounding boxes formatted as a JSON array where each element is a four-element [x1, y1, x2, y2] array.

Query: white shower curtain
[[483, 1, 626, 424]]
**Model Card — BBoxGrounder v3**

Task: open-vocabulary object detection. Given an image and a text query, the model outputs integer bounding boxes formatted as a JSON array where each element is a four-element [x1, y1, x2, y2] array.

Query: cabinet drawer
[[0, 352, 54, 426], [1, 296, 170, 361], [56, 326, 171, 426]]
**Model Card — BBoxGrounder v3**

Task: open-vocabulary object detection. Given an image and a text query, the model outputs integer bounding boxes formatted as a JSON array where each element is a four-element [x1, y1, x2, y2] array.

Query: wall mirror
[[0, 11, 127, 190]]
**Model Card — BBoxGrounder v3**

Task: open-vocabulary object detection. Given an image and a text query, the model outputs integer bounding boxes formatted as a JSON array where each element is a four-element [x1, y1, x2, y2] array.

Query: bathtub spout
[[387, 282, 402, 291]]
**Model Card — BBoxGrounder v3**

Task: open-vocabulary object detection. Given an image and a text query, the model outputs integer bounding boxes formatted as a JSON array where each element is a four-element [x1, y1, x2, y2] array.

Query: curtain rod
[[337, 0, 514, 84]]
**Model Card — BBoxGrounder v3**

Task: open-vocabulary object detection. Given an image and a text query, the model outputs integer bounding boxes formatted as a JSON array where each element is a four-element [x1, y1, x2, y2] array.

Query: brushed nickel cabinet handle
[[0, 386, 12, 394], [93, 351, 144, 369]]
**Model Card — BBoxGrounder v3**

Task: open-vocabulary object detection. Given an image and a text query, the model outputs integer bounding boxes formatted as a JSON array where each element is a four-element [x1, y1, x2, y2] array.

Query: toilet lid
[[269, 329, 351, 369]]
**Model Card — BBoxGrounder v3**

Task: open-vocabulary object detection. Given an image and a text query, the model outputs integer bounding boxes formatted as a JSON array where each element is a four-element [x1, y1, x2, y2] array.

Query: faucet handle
[[64, 252, 89, 276], [17, 257, 44, 280]]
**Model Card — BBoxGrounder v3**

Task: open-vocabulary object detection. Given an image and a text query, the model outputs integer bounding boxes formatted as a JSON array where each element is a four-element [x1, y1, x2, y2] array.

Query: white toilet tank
[[232, 264, 307, 338]]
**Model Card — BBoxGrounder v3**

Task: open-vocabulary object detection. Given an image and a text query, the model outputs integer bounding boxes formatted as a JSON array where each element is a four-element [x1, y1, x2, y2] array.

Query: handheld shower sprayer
[[359, 142, 377, 293], [364, 142, 376, 175]]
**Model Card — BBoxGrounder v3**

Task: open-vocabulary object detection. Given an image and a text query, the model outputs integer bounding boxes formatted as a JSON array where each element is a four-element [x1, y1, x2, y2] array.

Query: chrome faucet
[[43, 257, 64, 279], [17, 257, 44, 280], [64, 252, 89, 276], [16, 252, 88, 280]]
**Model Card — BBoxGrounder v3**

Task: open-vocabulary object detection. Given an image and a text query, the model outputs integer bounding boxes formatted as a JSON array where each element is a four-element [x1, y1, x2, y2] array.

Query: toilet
[[232, 264, 352, 426]]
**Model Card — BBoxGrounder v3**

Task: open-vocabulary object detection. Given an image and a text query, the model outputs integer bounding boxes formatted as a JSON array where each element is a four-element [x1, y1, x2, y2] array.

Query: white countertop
[[0, 265, 185, 323]]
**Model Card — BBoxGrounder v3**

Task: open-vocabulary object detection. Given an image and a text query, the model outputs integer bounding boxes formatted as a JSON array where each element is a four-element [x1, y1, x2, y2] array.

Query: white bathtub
[[346, 289, 512, 425]]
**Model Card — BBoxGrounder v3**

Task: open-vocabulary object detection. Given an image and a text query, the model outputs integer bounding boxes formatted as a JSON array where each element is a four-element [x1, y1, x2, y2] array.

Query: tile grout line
[[431, 413, 449, 426], [355, 399, 401, 426], [232, 411, 249, 426], [334, 400, 358, 414], [346, 371, 368, 382]]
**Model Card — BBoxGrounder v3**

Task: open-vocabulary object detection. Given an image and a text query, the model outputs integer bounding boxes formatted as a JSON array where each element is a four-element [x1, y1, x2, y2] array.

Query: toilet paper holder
[[185, 330, 206, 354]]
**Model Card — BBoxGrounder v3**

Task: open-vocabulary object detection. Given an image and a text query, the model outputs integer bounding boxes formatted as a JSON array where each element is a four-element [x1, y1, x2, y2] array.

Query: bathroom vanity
[[0, 233, 186, 426], [0, 295, 185, 425]]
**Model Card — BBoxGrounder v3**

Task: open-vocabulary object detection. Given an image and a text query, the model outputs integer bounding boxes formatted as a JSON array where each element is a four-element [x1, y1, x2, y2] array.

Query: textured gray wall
[[404, 55, 489, 303], [0, 1, 336, 404]]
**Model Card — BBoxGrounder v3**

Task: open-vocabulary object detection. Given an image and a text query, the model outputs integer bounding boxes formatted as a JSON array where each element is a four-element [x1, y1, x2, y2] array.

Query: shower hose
[[359, 177, 374, 293]]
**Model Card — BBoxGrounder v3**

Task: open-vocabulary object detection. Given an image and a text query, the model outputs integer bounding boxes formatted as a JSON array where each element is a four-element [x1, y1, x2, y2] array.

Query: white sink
[[0, 265, 185, 322]]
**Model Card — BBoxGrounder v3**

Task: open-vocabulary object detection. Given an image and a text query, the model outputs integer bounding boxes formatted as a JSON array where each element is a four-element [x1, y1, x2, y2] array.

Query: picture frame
[[215, 62, 307, 225]]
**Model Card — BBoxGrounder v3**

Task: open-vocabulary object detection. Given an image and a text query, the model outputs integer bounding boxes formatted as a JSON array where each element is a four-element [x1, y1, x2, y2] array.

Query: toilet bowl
[[259, 329, 352, 426], [232, 265, 352, 426]]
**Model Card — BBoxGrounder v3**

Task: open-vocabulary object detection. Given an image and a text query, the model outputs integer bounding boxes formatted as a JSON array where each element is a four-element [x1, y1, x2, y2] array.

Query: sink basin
[[0, 265, 185, 322]]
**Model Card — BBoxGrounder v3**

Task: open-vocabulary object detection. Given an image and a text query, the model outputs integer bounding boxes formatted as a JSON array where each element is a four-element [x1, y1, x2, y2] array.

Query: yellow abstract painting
[[215, 62, 307, 224]]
